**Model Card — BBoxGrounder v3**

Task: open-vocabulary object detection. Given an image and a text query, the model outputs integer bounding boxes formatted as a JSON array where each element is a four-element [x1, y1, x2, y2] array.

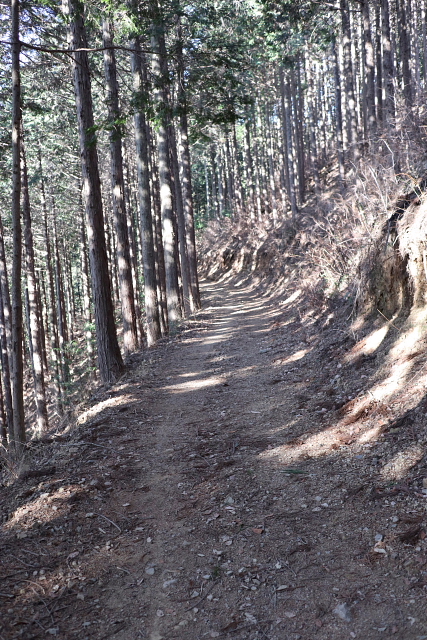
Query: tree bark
[[151, 20, 181, 327], [176, 21, 201, 309], [340, 0, 359, 162], [0, 216, 13, 443], [382, 0, 395, 120], [102, 19, 138, 355], [21, 140, 48, 437], [11, 0, 25, 448], [131, 38, 162, 345], [361, 0, 376, 134], [63, 0, 123, 382]]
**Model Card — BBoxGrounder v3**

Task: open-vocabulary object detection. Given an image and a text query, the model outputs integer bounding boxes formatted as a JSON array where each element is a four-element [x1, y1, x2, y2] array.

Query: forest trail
[[2, 278, 427, 640]]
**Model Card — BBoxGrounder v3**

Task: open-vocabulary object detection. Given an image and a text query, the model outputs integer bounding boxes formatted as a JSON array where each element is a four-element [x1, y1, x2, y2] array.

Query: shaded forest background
[[1, 0, 427, 451]]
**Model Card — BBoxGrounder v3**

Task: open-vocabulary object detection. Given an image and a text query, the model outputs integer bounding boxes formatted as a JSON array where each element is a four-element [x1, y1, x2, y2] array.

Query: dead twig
[[96, 513, 122, 534]]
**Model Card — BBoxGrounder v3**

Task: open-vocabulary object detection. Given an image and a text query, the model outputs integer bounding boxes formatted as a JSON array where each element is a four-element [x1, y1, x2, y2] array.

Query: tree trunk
[[396, 0, 412, 107], [11, 0, 25, 448], [375, 3, 384, 124], [0, 216, 14, 443], [361, 0, 376, 134], [168, 122, 192, 316], [340, 0, 359, 162], [151, 21, 181, 327], [63, 0, 123, 382], [279, 67, 298, 219], [382, 0, 395, 120], [21, 140, 48, 437], [80, 211, 94, 366], [332, 37, 346, 187], [131, 38, 162, 345], [103, 19, 138, 355]]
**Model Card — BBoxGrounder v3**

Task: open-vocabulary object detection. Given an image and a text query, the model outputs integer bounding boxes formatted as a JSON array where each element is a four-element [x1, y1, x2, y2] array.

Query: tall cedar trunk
[[0, 216, 14, 442], [150, 130, 169, 334], [232, 124, 244, 217], [151, 20, 181, 326], [102, 19, 138, 355], [176, 19, 201, 309], [0, 375, 6, 447], [265, 104, 278, 224], [80, 211, 94, 365], [42, 195, 63, 415], [36, 272, 48, 376], [382, 0, 395, 119], [294, 65, 305, 204], [305, 55, 321, 193], [397, 0, 412, 107], [21, 141, 48, 436], [52, 216, 69, 384], [210, 145, 220, 218], [244, 119, 256, 222], [279, 67, 298, 219], [361, 0, 376, 134], [375, 4, 383, 123], [11, 0, 25, 447], [130, 40, 162, 345], [340, 0, 359, 162], [168, 121, 192, 315], [422, 0, 427, 85], [332, 37, 346, 187], [63, 0, 123, 382]]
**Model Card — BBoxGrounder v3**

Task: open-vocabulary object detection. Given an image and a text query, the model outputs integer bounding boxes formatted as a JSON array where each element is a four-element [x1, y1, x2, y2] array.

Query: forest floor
[[1, 274, 427, 640]]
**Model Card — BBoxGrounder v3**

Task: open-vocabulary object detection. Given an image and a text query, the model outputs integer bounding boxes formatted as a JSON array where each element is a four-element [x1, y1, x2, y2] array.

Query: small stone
[[391, 516, 399, 523], [333, 603, 352, 622], [47, 629, 59, 636], [85, 513, 95, 518], [375, 534, 384, 542], [423, 478, 427, 488], [145, 567, 155, 575], [156, 610, 164, 617]]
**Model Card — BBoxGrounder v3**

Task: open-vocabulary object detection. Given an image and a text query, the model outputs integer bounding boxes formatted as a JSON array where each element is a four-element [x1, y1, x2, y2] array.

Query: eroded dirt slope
[[1, 278, 427, 640]]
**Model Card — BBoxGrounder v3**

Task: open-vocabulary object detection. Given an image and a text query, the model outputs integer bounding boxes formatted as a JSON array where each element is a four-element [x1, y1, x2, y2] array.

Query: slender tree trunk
[[361, 0, 376, 134], [176, 22, 201, 309], [63, 0, 123, 382], [80, 212, 94, 366], [131, 39, 162, 345], [397, 0, 412, 107], [52, 216, 69, 385], [279, 67, 298, 219], [43, 202, 63, 414], [332, 37, 346, 187], [103, 19, 138, 355], [11, 0, 25, 448], [375, 4, 383, 124], [21, 141, 48, 437], [168, 122, 192, 315], [151, 20, 181, 326], [382, 0, 395, 120], [244, 119, 256, 223], [340, 0, 360, 162], [0, 217, 13, 443]]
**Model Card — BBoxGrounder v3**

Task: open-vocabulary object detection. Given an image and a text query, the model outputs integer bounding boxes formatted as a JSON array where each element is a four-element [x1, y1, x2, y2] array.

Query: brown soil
[[1, 277, 427, 640]]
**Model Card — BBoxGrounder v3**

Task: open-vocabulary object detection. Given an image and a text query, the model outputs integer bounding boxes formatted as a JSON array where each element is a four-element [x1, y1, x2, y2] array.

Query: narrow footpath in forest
[[1, 279, 427, 640]]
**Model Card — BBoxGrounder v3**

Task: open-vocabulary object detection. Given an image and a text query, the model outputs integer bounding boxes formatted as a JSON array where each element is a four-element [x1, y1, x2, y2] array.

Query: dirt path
[[1, 279, 427, 640]]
